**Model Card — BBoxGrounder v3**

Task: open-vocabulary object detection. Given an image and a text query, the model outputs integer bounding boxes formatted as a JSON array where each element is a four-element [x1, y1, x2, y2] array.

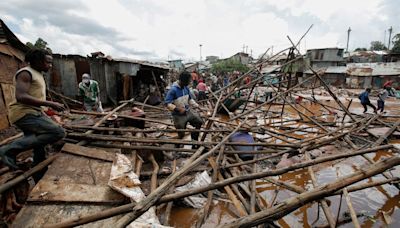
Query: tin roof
[[0, 19, 28, 53], [304, 62, 400, 76]]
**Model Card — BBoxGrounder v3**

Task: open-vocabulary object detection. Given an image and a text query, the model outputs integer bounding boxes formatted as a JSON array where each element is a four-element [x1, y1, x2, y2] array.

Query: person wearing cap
[[165, 71, 204, 148], [0, 49, 65, 180], [78, 73, 103, 112]]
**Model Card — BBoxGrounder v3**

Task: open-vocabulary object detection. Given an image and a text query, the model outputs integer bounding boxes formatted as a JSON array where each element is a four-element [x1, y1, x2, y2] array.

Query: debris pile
[[2, 34, 400, 228]]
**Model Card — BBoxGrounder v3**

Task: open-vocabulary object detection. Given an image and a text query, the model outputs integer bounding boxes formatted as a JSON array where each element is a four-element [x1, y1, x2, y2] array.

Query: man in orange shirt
[[191, 71, 199, 88]]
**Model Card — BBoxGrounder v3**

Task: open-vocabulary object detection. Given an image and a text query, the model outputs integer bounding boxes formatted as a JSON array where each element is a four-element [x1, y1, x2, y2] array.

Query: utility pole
[[245, 46, 248, 54], [346, 27, 351, 53], [242, 44, 245, 53], [388, 26, 393, 50], [199, 44, 202, 62]]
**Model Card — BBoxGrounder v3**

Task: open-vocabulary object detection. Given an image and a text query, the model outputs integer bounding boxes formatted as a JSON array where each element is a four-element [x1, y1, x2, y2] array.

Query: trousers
[[172, 110, 203, 140], [0, 113, 65, 180]]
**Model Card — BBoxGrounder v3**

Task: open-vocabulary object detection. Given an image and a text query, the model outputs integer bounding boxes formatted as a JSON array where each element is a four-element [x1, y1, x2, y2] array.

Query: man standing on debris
[[0, 49, 65, 177], [78, 73, 103, 112], [359, 88, 377, 113], [377, 86, 389, 113], [196, 79, 208, 101], [165, 71, 204, 148]]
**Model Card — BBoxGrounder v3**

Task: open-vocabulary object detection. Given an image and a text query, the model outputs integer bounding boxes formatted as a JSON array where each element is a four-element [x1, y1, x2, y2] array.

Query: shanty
[[1, 1, 400, 227]]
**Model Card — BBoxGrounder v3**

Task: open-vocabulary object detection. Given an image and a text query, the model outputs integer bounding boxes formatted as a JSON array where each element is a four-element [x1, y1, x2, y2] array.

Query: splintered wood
[[7, 32, 400, 227]]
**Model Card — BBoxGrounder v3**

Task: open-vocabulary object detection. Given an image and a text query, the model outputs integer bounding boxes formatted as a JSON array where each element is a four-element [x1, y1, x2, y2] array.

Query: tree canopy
[[391, 34, 400, 53], [26, 38, 52, 52], [211, 59, 249, 74], [369, 41, 387, 51], [354, 47, 367, 51]]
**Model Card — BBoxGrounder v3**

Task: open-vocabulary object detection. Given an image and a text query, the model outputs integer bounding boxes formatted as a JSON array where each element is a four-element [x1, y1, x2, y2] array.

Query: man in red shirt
[[196, 79, 208, 101]]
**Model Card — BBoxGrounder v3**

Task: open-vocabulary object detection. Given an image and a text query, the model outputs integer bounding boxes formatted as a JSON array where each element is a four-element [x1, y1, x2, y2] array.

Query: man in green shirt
[[78, 73, 103, 112]]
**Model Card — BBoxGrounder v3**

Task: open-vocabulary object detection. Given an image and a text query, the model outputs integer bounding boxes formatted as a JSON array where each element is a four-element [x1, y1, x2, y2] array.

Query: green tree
[[354, 47, 367, 51], [369, 41, 387, 51], [26, 37, 52, 52], [391, 33, 400, 53], [211, 59, 249, 74]]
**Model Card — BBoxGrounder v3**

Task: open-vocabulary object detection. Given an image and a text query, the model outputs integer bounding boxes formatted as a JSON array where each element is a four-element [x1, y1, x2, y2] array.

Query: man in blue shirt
[[359, 88, 377, 113], [165, 71, 204, 147]]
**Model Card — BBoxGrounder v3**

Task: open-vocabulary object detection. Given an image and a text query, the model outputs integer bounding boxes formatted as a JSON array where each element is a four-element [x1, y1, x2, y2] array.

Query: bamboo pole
[[305, 152, 336, 228], [163, 159, 176, 226], [114, 117, 249, 228], [77, 99, 133, 146], [46, 118, 248, 228], [209, 158, 248, 216], [45, 144, 393, 228], [221, 156, 400, 227], [287, 36, 356, 122], [68, 132, 300, 148], [342, 188, 361, 228], [0, 155, 59, 194]]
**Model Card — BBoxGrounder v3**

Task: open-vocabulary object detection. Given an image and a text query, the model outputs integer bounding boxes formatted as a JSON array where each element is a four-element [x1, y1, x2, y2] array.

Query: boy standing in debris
[[359, 88, 377, 113], [377, 86, 389, 113], [78, 73, 103, 112], [165, 71, 204, 148], [0, 49, 65, 178]]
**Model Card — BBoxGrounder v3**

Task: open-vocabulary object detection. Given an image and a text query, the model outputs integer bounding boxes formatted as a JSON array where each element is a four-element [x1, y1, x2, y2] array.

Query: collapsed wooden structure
[[2, 30, 400, 227]]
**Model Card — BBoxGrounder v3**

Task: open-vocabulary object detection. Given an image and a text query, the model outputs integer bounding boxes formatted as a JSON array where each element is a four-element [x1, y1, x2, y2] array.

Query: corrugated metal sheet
[[113, 57, 170, 70], [347, 62, 400, 76], [261, 65, 281, 74], [118, 62, 139, 76], [304, 63, 400, 77], [52, 58, 78, 98]]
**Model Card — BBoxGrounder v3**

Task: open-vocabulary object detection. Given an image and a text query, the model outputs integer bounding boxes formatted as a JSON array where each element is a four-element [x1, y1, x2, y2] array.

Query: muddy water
[[167, 97, 400, 227]]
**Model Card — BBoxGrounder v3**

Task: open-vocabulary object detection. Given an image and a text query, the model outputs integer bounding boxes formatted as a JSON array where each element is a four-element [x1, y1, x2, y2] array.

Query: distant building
[[230, 52, 251, 65], [302, 62, 400, 89], [305, 48, 345, 68], [168, 59, 184, 71], [345, 50, 389, 63], [206, 56, 219, 64]]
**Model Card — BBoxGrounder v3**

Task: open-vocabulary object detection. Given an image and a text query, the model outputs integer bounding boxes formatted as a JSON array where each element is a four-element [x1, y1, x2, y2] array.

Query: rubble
[[1, 33, 400, 228]]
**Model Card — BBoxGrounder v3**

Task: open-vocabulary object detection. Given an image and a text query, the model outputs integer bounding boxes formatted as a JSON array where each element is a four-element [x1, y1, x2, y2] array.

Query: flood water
[[168, 95, 400, 227]]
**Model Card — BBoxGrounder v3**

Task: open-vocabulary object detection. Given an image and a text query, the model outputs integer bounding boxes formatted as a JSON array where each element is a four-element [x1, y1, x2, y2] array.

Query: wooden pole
[[221, 156, 400, 227], [0, 155, 59, 194], [342, 188, 361, 228], [77, 99, 133, 146], [305, 152, 336, 228], [45, 144, 394, 228]]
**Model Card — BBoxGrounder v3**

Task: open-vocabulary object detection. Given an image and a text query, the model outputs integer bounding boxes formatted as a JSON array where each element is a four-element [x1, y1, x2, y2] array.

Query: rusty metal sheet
[[28, 179, 126, 204]]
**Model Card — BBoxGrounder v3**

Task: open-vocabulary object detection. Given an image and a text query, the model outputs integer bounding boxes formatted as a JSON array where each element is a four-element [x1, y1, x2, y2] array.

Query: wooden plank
[[13, 204, 123, 228], [61, 143, 115, 162], [44, 153, 112, 185], [28, 179, 126, 204]]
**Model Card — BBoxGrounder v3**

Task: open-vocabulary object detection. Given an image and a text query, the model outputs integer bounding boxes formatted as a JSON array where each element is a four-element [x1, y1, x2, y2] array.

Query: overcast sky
[[1, 0, 398, 62]]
